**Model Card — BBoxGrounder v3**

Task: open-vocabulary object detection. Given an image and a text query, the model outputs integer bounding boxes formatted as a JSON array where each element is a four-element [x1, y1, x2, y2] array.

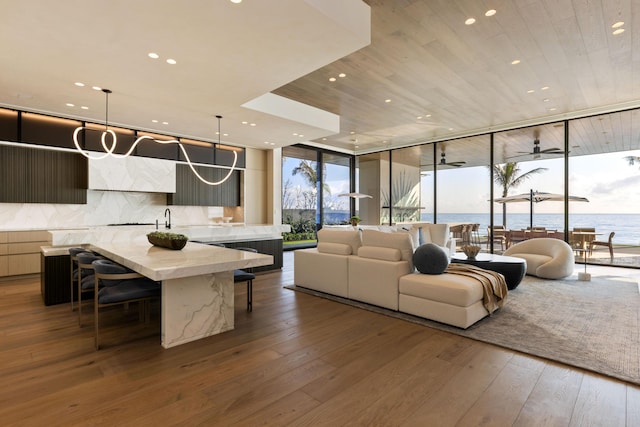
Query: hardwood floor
[[1, 252, 638, 426]]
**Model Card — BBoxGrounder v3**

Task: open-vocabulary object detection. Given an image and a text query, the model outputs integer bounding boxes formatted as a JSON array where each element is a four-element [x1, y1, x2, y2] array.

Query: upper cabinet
[[0, 145, 87, 204], [168, 164, 240, 206], [88, 156, 176, 193]]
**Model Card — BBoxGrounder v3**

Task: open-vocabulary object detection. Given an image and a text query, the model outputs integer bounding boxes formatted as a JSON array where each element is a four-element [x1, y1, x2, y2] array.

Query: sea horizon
[[318, 211, 639, 245]]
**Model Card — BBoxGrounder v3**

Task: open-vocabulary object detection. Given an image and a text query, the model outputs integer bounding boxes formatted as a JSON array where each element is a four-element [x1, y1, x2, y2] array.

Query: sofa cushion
[[317, 228, 361, 254], [358, 246, 402, 262], [361, 229, 414, 269], [413, 243, 449, 275], [399, 273, 484, 307], [317, 242, 352, 255], [398, 226, 420, 250]]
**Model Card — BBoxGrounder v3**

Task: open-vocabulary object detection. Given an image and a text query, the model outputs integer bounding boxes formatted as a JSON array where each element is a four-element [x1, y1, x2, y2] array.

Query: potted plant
[[147, 231, 189, 250], [349, 215, 361, 226]]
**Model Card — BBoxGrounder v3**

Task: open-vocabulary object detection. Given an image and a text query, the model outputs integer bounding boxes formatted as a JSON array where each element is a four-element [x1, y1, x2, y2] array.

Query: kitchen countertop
[[90, 241, 273, 281], [47, 224, 291, 246]]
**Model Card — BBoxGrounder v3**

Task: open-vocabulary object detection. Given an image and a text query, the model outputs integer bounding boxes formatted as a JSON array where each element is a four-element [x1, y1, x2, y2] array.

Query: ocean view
[[425, 213, 640, 246], [322, 212, 640, 245]]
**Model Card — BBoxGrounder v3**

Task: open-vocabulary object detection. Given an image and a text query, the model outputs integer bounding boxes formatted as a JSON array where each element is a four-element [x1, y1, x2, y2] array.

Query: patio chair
[[589, 231, 615, 258], [507, 230, 527, 247], [487, 225, 506, 250]]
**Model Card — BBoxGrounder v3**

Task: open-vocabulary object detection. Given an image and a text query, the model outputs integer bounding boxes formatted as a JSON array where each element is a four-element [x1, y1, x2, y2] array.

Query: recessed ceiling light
[[511, 59, 520, 65], [485, 9, 496, 17], [425, 114, 431, 118], [241, 121, 248, 125], [148, 53, 159, 59], [152, 120, 158, 123], [329, 77, 337, 82], [293, 133, 298, 136], [81, 106, 89, 110], [612, 21, 624, 28], [322, 138, 327, 141], [230, 0, 242, 3], [223, 133, 229, 137], [527, 89, 535, 93], [448, 128, 454, 131], [299, 134, 304, 138], [465, 18, 476, 25], [350, 131, 355, 134], [338, 73, 346, 78], [543, 98, 550, 102], [417, 116, 422, 120], [92, 86, 102, 91], [162, 121, 169, 125], [249, 123, 256, 126], [541, 86, 550, 90], [166, 58, 177, 65], [74, 82, 84, 87], [385, 99, 391, 103], [270, 142, 275, 146], [549, 107, 557, 111], [613, 28, 625, 35], [264, 141, 270, 144], [65, 103, 75, 107]]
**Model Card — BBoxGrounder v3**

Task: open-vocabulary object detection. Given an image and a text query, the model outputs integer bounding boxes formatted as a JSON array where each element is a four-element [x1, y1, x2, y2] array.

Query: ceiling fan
[[518, 138, 564, 159], [437, 151, 466, 168]]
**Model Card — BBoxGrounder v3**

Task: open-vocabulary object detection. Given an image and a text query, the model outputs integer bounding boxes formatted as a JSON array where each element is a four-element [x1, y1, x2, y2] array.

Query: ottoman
[[399, 272, 494, 328]]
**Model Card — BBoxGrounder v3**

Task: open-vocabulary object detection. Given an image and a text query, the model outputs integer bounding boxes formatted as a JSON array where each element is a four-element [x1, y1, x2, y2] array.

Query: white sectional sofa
[[294, 223, 503, 328]]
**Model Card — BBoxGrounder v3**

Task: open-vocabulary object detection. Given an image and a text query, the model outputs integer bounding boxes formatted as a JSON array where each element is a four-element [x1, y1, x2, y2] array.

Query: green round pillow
[[413, 243, 449, 275]]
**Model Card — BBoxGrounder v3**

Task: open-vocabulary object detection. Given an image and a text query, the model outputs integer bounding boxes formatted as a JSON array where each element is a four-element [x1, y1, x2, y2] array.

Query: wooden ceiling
[[274, 0, 640, 160]]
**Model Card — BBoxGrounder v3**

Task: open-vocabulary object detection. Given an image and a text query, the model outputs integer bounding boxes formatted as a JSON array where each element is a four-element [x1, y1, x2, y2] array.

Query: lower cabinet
[[0, 230, 51, 277]]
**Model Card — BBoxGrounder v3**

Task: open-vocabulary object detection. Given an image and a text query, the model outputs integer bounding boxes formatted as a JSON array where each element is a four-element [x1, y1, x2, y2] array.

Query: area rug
[[285, 275, 640, 385]]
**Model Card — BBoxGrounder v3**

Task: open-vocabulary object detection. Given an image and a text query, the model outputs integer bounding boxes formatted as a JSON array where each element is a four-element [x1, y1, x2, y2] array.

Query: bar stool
[[92, 259, 161, 350], [68, 247, 88, 311], [76, 251, 103, 326], [234, 247, 257, 312]]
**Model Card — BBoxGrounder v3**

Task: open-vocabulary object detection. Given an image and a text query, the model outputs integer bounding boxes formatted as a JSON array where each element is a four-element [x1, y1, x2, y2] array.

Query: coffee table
[[451, 253, 527, 290]]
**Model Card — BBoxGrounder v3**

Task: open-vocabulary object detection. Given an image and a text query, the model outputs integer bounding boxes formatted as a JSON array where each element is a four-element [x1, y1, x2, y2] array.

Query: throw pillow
[[413, 243, 449, 275]]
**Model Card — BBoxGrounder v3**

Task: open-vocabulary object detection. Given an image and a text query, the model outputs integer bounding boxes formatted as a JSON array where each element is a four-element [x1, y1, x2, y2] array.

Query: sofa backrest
[[359, 229, 414, 271], [316, 229, 361, 255]]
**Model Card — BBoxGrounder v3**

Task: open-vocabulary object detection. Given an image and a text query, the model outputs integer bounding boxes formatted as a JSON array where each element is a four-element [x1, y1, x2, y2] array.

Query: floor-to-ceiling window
[[434, 136, 491, 248], [321, 152, 352, 225], [281, 145, 354, 243], [568, 110, 640, 264], [282, 146, 320, 243]]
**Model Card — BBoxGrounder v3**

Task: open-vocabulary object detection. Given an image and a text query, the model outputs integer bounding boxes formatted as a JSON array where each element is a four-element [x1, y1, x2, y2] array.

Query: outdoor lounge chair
[[589, 231, 615, 258]]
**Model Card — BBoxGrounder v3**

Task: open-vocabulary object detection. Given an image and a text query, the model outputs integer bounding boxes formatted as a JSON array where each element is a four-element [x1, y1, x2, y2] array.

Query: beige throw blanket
[[445, 263, 508, 314]]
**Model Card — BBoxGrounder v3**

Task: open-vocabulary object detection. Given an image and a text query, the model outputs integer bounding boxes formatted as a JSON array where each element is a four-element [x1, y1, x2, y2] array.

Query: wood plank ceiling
[[274, 0, 640, 166]]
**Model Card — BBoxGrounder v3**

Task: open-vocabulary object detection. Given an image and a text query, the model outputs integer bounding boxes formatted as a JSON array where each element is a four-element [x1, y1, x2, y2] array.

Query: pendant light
[[72, 89, 237, 185]]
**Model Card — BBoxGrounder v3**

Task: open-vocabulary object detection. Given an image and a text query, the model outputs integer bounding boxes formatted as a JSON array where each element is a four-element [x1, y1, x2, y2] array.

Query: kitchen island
[[90, 241, 272, 348]]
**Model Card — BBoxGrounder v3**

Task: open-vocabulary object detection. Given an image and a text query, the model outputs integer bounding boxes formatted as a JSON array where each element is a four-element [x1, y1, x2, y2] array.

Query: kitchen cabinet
[[168, 164, 240, 206], [0, 230, 51, 277]]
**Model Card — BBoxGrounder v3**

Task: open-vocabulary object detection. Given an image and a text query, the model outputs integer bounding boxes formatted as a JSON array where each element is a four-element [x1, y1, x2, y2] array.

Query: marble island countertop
[[90, 241, 273, 281], [47, 224, 291, 246]]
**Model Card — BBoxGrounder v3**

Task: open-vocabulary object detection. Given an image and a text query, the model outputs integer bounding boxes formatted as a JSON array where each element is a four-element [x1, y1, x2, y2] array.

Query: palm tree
[[491, 162, 548, 226], [292, 160, 331, 196]]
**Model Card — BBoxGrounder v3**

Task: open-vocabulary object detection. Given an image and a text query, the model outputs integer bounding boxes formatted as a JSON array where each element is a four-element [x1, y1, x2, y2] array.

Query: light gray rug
[[286, 275, 640, 385]]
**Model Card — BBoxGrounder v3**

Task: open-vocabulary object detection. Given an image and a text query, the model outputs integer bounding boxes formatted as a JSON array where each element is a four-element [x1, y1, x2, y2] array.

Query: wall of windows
[[343, 107, 639, 266]]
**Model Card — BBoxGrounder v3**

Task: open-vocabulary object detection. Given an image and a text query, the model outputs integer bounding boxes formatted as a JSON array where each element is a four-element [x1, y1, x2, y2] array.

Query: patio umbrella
[[494, 189, 589, 229], [338, 192, 372, 198]]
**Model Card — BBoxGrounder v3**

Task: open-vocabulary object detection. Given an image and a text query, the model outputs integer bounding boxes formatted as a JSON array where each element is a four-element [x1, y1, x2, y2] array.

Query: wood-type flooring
[[0, 252, 638, 426]]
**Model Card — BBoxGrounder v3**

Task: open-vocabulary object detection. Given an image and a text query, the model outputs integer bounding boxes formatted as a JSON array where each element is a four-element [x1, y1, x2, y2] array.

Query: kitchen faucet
[[164, 208, 171, 229]]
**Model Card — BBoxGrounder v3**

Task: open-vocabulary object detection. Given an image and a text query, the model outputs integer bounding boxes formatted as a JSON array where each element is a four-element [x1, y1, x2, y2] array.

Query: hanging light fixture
[[72, 89, 237, 185]]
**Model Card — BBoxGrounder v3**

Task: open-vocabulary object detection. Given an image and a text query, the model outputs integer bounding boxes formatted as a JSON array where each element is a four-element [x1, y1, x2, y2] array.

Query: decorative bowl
[[147, 231, 188, 250], [461, 245, 481, 259]]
